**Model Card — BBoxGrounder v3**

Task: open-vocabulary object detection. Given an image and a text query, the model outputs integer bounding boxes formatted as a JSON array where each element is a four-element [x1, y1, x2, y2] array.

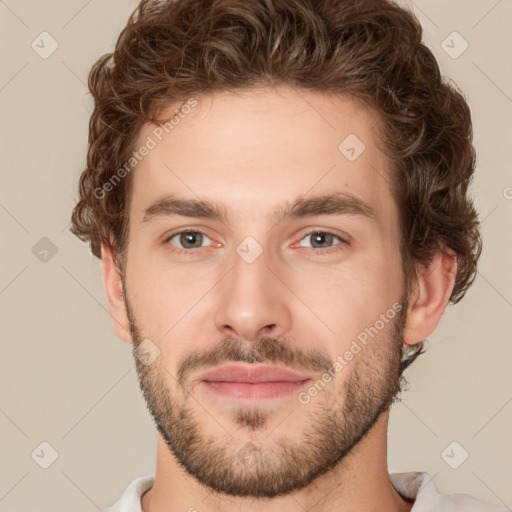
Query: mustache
[[176, 336, 333, 388]]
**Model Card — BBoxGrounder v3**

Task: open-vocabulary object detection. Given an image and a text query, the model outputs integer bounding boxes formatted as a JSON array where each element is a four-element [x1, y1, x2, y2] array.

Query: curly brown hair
[[70, 0, 482, 390]]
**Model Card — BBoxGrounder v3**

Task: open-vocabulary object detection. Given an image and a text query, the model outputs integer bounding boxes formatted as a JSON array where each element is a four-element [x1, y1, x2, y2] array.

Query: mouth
[[197, 363, 312, 401]]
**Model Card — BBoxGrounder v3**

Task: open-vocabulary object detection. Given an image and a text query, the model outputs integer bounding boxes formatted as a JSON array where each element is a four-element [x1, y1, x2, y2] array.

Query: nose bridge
[[214, 240, 291, 341]]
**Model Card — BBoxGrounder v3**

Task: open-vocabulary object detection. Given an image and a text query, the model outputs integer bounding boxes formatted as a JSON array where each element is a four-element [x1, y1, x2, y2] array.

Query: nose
[[214, 246, 292, 342]]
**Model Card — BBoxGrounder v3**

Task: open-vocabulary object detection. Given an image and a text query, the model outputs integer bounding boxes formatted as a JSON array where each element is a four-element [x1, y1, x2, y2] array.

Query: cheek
[[291, 252, 401, 348], [126, 268, 177, 335], [127, 261, 218, 356], [298, 270, 375, 350]]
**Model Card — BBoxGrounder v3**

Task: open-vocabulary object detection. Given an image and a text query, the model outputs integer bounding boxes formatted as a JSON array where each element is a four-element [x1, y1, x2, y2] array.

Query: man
[[70, 0, 504, 510]]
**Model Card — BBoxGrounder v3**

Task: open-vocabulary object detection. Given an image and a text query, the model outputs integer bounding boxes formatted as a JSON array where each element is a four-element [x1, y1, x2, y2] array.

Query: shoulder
[[389, 471, 509, 512], [431, 493, 510, 512], [103, 474, 155, 512]]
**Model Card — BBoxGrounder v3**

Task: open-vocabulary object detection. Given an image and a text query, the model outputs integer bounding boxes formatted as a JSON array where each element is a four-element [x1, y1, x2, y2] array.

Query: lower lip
[[202, 380, 311, 400]]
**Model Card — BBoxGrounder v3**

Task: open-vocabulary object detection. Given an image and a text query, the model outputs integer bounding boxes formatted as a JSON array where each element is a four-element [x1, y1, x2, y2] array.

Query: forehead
[[129, 85, 395, 230]]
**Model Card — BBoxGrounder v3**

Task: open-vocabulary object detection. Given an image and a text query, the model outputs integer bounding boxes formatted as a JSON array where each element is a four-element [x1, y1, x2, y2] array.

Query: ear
[[403, 248, 458, 346], [100, 243, 132, 344]]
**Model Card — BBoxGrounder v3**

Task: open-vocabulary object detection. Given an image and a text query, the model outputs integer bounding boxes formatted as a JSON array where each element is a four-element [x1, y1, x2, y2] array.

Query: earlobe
[[403, 248, 458, 346], [100, 243, 133, 344]]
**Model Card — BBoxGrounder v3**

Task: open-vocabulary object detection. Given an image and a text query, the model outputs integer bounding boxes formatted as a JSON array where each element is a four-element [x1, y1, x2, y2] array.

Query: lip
[[197, 364, 312, 401], [197, 363, 311, 383]]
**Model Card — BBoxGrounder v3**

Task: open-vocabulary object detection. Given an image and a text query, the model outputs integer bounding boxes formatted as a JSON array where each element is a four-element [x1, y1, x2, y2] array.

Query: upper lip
[[197, 364, 311, 383]]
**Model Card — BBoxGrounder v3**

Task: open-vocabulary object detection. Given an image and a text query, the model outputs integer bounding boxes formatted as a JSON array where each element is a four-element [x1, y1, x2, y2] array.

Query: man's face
[[122, 85, 407, 497]]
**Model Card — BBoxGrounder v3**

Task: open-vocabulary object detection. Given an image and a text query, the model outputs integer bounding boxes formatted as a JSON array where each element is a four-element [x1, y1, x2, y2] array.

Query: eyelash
[[163, 229, 347, 255]]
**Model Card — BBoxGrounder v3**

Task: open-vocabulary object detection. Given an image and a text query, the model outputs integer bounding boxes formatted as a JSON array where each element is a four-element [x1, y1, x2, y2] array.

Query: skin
[[101, 84, 457, 512]]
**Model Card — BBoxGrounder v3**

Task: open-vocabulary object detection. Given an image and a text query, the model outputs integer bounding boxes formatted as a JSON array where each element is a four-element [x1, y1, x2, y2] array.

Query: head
[[70, 0, 481, 498]]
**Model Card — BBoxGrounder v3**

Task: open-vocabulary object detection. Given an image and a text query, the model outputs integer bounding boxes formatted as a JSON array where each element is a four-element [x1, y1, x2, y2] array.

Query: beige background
[[0, 0, 511, 510]]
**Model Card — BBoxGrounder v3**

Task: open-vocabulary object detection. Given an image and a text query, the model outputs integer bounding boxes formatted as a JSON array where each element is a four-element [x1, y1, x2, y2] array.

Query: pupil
[[313, 232, 330, 247], [183, 232, 200, 248]]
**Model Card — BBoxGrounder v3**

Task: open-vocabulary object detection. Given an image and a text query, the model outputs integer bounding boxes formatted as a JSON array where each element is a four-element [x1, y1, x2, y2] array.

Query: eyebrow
[[141, 192, 378, 226]]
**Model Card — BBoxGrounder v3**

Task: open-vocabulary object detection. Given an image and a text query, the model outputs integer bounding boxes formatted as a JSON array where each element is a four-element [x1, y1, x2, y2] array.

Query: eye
[[164, 230, 214, 253], [296, 230, 346, 253], [163, 229, 347, 255]]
